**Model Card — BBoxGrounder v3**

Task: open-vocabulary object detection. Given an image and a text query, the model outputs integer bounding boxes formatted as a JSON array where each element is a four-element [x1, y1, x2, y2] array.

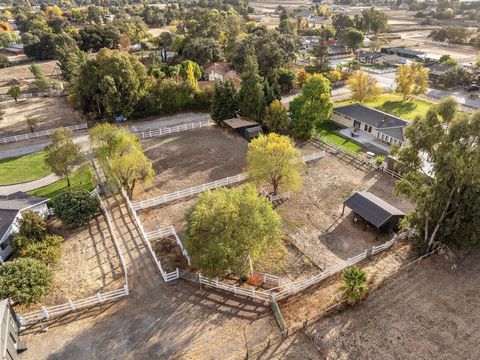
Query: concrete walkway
[[0, 173, 60, 196]]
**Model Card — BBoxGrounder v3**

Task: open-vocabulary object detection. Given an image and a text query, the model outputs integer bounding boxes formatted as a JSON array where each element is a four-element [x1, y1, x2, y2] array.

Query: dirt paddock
[[135, 127, 249, 200], [17, 214, 124, 313], [277, 148, 414, 270], [0, 97, 85, 137]]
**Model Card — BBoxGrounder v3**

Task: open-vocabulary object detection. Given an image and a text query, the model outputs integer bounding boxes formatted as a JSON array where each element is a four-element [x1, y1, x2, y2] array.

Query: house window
[[364, 124, 368, 131], [354, 120, 361, 128], [367, 126, 372, 133]]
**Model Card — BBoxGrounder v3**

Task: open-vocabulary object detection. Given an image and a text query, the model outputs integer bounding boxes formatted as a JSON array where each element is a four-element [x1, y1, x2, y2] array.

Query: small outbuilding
[[342, 191, 404, 237], [0, 299, 23, 360], [223, 118, 263, 141]]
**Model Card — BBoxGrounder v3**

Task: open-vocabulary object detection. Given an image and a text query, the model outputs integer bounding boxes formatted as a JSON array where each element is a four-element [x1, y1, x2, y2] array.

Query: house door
[[353, 120, 361, 129]]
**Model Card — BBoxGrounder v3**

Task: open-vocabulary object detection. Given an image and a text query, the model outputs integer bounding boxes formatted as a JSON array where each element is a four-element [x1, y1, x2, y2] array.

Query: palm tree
[[340, 266, 368, 304]]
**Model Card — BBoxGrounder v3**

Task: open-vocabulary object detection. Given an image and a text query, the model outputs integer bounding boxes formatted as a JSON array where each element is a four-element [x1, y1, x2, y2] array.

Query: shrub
[[340, 266, 368, 304], [17, 210, 47, 242], [19, 235, 63, 265], [52, 188, 100, 226], [0, 258, 53, 304], [0, 54, 9, 68], [375, 155, 385, 166]]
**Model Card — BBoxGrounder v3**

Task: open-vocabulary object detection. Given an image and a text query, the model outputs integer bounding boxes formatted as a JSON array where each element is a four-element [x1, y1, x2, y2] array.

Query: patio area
[[338, 127, 391, 155]]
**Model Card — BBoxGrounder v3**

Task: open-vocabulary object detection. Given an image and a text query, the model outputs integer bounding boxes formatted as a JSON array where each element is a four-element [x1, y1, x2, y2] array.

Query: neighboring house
[[0, 192, 49, 263], [3, 44, 24, 56], [299, 36, 320, 51], [203, 63, 241, 86], [381, 46, 426, 61], [379, 54, 409, 67], [427, 63, 454, 84], [328, 44, 350, 58], [332, 104, 409, 154], [0, 299, 22, 360], [356, 50, 382, 64]]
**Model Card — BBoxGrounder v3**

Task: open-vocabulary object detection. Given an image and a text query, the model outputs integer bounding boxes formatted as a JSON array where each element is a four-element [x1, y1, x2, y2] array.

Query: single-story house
[[381, 46, 425, 61], [379, 54, 409, 67], [3, 44, 24, 56], [342, 191, 405, 236], [332, 104, 409, 152], [203, 63, 241, 86], [223, 118, 263, 141], [427, 63, 454, 84], [299, 36, 320, 51], [356, 50, 382, 64], [0, 299, 23, 360], [328, 44, 350, 58], [0, 192, 49, 263]]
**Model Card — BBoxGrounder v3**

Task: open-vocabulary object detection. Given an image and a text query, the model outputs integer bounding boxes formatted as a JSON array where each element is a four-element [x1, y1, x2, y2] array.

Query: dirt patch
[[306, 249, 480, 359], [279, 241, 416, 331], [0, 60, 59, 93], [151, 235, 188, 273], [277, 150, 414, 270], [16, 214, 124, 312], [0, 97, 85, 137], [134, 127, 249, 200]]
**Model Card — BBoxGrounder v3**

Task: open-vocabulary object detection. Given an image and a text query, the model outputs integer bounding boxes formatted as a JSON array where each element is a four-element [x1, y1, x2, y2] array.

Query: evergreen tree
[[211, 79, 238, 123], [238, 53, 266, 123]]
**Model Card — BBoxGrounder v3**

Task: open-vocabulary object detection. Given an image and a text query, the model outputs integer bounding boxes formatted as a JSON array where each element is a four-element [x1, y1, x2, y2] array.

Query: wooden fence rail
[[139, 120, 215, 139], [0, 123, 88, 144], [145, 225, 191, 266], [17, 286, 128, 327]]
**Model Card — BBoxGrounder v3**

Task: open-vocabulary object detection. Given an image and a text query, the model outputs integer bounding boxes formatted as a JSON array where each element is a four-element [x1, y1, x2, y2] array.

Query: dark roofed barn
[[342, 191, 405, 237], [223, 118, 263, 142]]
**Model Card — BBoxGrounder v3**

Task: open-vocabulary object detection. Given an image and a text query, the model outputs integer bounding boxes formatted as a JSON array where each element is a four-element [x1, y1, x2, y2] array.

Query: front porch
[[338, 127, 391, 155]]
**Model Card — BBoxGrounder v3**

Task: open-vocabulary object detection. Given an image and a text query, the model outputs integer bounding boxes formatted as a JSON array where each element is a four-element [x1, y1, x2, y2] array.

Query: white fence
[[17, 188, 130, 328], [145, 225, 191, 266], [198, 274, 272, 302], [0, 123, 88, 144], [17, 287, 128, 327], [251, 271, 284, 287], [132, 151, 325, 211], [139, 120, 215, 139], [120, 188, 180, 282], [269, 232, 412, 301], [0, 90, 66, 102], [132, 173, 250, 211]]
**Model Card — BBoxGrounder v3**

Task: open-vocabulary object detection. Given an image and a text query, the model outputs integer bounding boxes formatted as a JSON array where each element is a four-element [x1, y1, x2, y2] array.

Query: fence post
[[42, 306, 49, 320], [96, 293, 102, 303], [124, 284, 129, 296], [69, 299, 75, 311]]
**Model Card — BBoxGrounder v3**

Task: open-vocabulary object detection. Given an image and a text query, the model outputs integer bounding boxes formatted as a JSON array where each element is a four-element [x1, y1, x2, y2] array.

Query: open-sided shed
[[342, 191, 405, 237], [223, 118, 263, 141]]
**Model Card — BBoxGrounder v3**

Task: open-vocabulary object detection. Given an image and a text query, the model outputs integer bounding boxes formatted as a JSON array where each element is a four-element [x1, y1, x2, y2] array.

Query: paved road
[[0, 173, 60, 196]]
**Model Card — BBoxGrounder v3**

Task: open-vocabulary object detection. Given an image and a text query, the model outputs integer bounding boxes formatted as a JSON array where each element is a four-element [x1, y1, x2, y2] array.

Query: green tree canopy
[[184, 185, 281, 278], [0, 258, 53, 305], [393, 98, 480, 251], [45, 128, 85, 187], [263, 99, 289, 133], [289, 74, 333, 139], [52, 188, 100, 226], [247, 133, 304, 195], [238, 53, 266, 123], [211, 79, 238, 123], [73, 48, 148, 117]]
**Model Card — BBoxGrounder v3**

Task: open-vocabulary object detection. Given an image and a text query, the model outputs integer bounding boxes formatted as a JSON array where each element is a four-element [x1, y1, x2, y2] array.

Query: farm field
[[0, 97, 85, 137], [0, 60, 58, 93]]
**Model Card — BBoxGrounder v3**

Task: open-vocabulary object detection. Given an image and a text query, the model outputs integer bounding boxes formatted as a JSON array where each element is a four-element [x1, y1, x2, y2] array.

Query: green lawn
[[0, 152, 51, 186], [314, 121, 362, 153], [28, 166, 95, 199], [336, 93, 434, 121]]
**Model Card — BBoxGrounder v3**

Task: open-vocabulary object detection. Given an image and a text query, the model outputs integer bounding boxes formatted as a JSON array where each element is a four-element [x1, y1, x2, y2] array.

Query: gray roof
[[344, 191, 404, 228], [0, 192, 48, 240], [357, 50, 382, 59], [427, 63, 454, 76], [383, 47, 425, 58], [334, 104, 408, 141]]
